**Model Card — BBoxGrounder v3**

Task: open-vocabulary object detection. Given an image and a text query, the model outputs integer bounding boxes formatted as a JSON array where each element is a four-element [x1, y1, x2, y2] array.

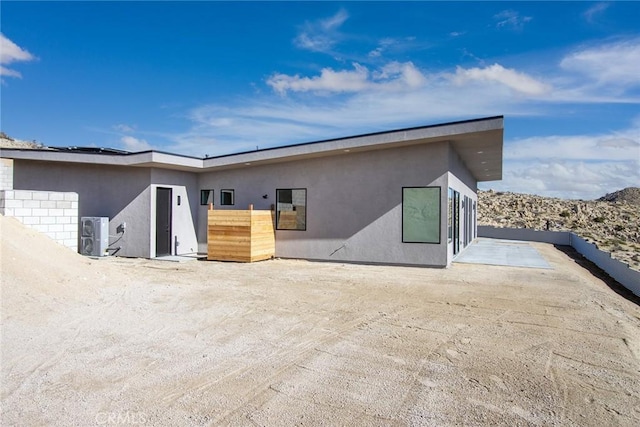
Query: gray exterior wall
[[13, 160, 151, 258], [9, 138, 482, 266], [198, 142, 459, 267], [12, 161, 201, 258]]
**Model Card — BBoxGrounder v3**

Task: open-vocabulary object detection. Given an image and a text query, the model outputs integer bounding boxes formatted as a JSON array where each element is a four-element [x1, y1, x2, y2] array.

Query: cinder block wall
[[0, 158, 13, 190], [0, 190, 79, 251]]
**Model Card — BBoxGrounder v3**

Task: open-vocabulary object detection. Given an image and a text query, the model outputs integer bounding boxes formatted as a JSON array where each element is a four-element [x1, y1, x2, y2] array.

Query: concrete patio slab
[[454, 238, 552, 269]]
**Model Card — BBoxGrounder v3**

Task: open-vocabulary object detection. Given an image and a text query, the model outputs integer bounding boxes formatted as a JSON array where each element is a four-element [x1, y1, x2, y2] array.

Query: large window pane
[[276, 188, 306, 230], [403, 187, 441, 244]]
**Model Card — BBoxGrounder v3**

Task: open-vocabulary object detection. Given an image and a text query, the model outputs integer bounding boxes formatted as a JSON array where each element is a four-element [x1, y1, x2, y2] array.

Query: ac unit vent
[[82, 218, 95, 237], [79, 217, 109, 257]]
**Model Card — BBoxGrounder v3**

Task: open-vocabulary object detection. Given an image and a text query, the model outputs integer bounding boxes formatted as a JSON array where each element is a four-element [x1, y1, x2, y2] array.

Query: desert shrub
[[608, 238, 625, 246], [593, 216, 606, 223], [559, 211, 571, 218]]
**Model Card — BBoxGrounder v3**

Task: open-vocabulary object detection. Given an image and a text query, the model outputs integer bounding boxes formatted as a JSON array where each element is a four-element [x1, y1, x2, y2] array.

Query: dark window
[[276, 189, 306, 230], [200, 189, 214, 206], [220, 189, 234, 206]]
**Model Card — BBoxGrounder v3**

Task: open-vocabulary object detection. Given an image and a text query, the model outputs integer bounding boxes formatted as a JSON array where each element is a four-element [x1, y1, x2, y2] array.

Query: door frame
[[453, 190, 460, 255], [155, 187, 173, 257]]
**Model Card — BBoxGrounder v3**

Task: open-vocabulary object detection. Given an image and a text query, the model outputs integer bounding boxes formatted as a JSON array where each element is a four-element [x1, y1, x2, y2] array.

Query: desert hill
[[598, 187, 640, 205], [479, 188, 640, 271], [0, 132, 46, 150]]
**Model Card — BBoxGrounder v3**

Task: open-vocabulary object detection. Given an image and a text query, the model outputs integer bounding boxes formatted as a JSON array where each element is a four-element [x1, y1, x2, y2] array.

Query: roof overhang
[[0, 149, 204, 172], [0, 116, 503, 181]]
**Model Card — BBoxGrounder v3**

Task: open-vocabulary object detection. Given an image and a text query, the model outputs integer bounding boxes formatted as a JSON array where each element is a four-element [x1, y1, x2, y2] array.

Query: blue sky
[[1, 1, 638, 199]]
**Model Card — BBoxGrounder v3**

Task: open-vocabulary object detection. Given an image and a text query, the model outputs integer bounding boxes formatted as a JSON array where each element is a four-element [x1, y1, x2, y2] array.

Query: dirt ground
[[1, 215, 639, 426]]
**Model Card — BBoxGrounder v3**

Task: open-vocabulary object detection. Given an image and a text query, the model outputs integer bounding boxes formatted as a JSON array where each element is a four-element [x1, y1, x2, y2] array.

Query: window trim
[[448, 187, 453, 243], [402, 186, 441, 244], [220, 189, 235, 206], [275, 188, 307, 231], [200, 189, 214, 206]]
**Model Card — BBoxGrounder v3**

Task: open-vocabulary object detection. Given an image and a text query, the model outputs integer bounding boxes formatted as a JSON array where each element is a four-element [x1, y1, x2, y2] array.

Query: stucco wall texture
[[13, 161, 151, 258], [10, 140, 478, 266], [199, 141, 475, 267]]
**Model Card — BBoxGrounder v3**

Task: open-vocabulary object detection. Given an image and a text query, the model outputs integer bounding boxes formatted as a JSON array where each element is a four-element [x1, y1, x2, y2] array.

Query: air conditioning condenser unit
[[80, 217, 109, 257]]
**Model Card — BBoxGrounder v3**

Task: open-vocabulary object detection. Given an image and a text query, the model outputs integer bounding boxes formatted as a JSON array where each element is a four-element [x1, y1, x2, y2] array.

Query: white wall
[[0, 158, 13, 190], [0, 189, 79, 251], [150, 169, 199, 257]]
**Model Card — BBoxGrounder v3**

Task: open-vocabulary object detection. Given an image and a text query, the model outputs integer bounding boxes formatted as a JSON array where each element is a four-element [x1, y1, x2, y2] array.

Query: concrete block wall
[[0, 158, 13, 190], [0, 190, 79, 251]]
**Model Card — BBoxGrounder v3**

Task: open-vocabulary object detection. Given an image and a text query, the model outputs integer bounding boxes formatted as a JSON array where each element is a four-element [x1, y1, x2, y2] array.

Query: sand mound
[[0, 215, 112, 318]]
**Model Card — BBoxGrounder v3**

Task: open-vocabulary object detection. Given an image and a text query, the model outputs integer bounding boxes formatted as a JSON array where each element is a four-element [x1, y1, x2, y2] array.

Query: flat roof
[[0, 116, 503, 181]]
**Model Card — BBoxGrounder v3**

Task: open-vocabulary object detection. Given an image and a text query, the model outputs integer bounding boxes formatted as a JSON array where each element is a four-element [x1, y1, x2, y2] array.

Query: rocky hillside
[[0, 132, 46, 149], [598, 187, 640, 205], [478, 188, 640, 271]]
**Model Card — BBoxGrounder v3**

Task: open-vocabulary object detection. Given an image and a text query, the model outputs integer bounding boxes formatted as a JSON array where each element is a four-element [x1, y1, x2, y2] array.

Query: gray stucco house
[[0, 116, 503, 267]]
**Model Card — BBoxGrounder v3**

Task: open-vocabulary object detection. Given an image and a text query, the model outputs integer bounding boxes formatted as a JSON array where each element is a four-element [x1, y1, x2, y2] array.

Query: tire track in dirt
[[206, 311, 390, 424]]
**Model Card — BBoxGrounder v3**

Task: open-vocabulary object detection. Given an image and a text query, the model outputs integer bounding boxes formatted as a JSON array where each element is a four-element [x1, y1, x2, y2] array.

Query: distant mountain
[[598, 187, 640, 206]]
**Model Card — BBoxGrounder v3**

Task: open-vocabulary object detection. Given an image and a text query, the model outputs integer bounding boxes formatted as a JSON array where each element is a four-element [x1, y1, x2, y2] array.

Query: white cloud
[[506, 132, 639, 162], [120, 136, 152, 152], [481, 122, 640, 199], [368, 38, 397, 58], [0, 33, 35, 79], [494, 10, 532, 30], [0, 66, 22, 78], [583, 2, 609, 23], [452, 64, 551, 96], [483, 159, 638, 200], [268, 63, 370, 95], [113, 124, 136, 133], [167, 34, 640, 201], [294, 9, 348, 53], [560, 38, 640, 87], [321, 9, 349, 31], [376, 61, 427, 88], [267, 61, 428, 95]]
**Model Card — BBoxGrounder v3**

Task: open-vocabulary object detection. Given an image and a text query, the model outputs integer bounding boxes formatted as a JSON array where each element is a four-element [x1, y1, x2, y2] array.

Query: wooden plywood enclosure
[[207, 209, 275, 262]]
